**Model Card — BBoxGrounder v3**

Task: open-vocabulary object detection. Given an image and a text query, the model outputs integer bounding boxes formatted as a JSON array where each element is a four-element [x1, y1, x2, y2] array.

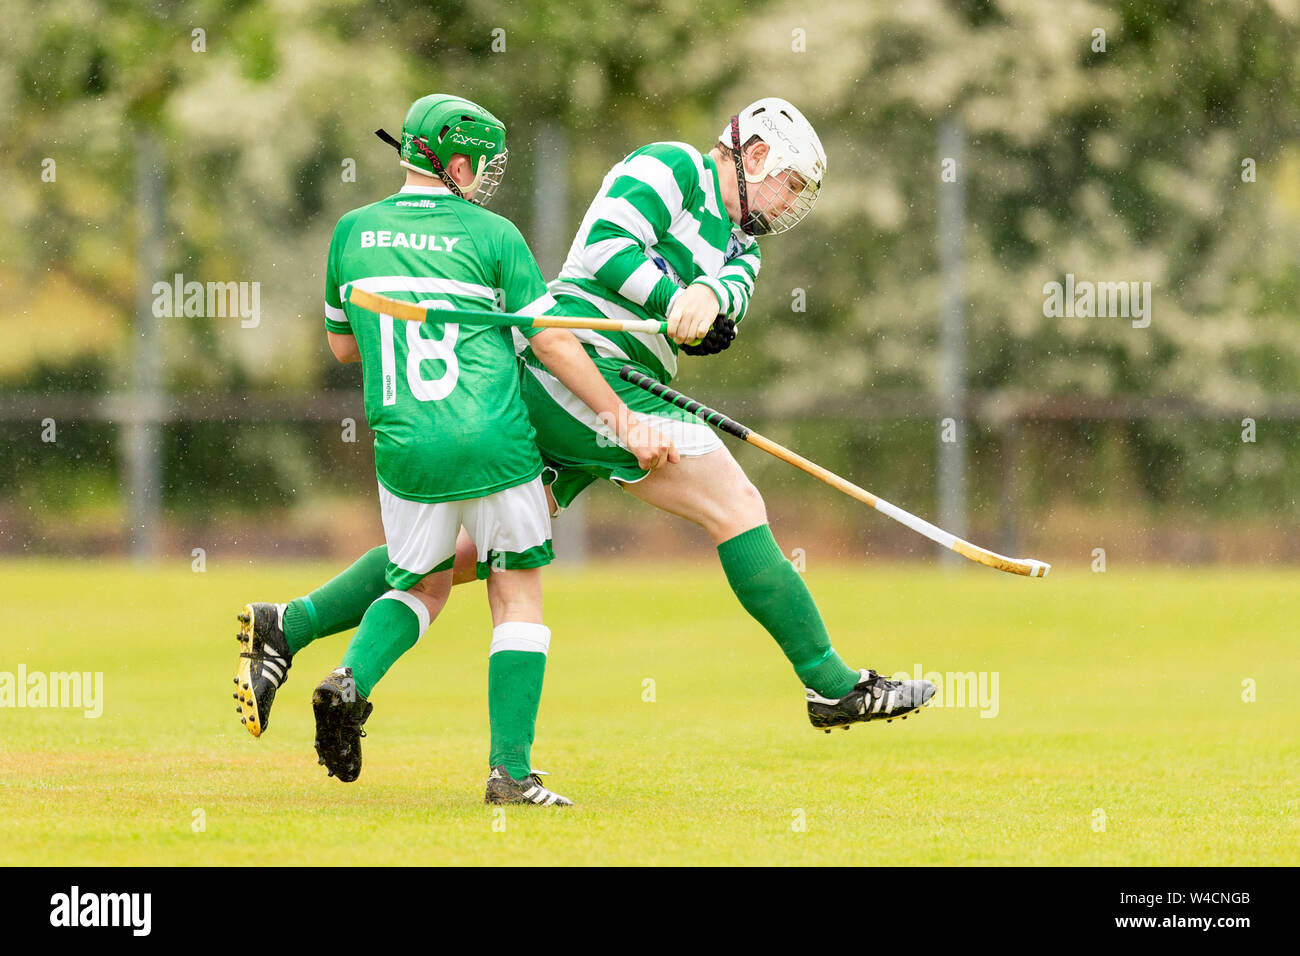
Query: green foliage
[[1, 0, 1297, 526]]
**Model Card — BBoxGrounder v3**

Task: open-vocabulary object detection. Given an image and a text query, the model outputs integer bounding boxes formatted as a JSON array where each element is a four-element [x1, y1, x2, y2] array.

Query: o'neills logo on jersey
[[359, 231, 461, 252]]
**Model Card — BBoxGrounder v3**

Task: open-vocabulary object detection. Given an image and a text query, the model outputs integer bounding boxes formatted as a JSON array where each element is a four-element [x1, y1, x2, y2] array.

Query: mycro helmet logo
[[759, 116, 800, 153], [450, 131, 497, 149]]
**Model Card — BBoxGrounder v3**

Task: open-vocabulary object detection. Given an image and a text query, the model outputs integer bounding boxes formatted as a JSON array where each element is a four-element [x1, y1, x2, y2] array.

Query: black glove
[[680, 315, 737, 356]]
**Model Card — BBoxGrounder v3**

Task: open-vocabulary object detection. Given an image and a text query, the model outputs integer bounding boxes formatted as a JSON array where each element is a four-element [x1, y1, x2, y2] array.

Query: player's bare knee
[[697, 464, 766, 538], [409, 570, 452, 617], [485, 567, 544, 626], [734, 477, 767, 524], [711, 483, 766, 539]]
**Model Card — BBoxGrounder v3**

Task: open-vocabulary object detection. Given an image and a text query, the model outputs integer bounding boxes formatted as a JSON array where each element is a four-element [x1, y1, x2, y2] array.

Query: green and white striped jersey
[[325, 184, 555, 503], [547, 141, 761, 383]]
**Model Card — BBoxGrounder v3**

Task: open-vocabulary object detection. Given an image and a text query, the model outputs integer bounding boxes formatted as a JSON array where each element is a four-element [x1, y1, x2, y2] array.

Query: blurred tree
[[1, 0, 1297, 525]]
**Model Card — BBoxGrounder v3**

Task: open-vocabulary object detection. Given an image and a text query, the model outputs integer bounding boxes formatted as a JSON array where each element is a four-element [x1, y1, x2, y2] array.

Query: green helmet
[[380, 94, 509, 205]]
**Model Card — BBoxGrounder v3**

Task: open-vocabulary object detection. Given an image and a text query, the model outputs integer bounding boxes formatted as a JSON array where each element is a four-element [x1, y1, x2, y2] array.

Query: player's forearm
[[327, 331, 361, 364], [528, 329, 634, 431]]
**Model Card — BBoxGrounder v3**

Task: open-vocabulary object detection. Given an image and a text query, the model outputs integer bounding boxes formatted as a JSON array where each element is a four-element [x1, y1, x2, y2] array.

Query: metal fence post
[[532, 120, 588, 564], [937, 116, 968, 566], [125, 129, 164, 560]]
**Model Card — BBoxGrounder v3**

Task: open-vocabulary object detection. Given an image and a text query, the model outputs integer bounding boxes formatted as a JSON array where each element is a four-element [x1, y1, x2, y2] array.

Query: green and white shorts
[[519, 357, 724, 509], [378, 476, 554, 588]]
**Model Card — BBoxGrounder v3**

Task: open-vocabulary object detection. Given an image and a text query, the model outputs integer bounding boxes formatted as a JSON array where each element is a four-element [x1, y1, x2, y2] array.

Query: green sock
[[487, 623, 551, 780], [340, 591, 428, 698], [717, 524, 860, 699], [284, 546, 391, 654]]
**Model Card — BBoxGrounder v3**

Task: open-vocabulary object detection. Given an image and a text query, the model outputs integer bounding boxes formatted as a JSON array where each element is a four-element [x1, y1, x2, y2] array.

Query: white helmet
[[717, 97, 827, 236]]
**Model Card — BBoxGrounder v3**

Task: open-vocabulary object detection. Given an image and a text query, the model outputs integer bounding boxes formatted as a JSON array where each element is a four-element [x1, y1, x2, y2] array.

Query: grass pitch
[[1, 559, 1296, 866]]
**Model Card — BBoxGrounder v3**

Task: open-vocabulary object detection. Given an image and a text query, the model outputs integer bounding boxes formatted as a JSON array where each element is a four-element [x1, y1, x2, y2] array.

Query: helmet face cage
[[744, 166, 820, 236], [470, 149, 508, 206]]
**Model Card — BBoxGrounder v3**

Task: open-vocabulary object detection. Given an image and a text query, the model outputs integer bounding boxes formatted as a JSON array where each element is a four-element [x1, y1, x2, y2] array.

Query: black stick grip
[[618, 365, 751, 441]]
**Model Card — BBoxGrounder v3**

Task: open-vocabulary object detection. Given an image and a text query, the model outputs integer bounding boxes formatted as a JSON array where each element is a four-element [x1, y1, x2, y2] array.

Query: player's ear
[[744, 141, 769, 177], [446, 154, 475, 190]]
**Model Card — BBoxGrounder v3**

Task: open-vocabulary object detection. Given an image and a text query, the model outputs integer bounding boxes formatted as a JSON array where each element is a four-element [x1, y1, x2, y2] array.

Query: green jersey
[[547, 141, 762, 383], [324, 184, 554, 503]]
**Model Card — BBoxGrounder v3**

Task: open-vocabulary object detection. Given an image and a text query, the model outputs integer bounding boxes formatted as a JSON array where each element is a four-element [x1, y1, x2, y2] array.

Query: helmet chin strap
[[411, 137, 467, 199], [729, 116, 754, 235], [730, 116, 769, 237]]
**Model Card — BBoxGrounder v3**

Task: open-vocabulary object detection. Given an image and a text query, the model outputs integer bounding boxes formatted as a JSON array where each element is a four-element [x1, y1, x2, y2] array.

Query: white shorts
[[378, 476, 553, 588]]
